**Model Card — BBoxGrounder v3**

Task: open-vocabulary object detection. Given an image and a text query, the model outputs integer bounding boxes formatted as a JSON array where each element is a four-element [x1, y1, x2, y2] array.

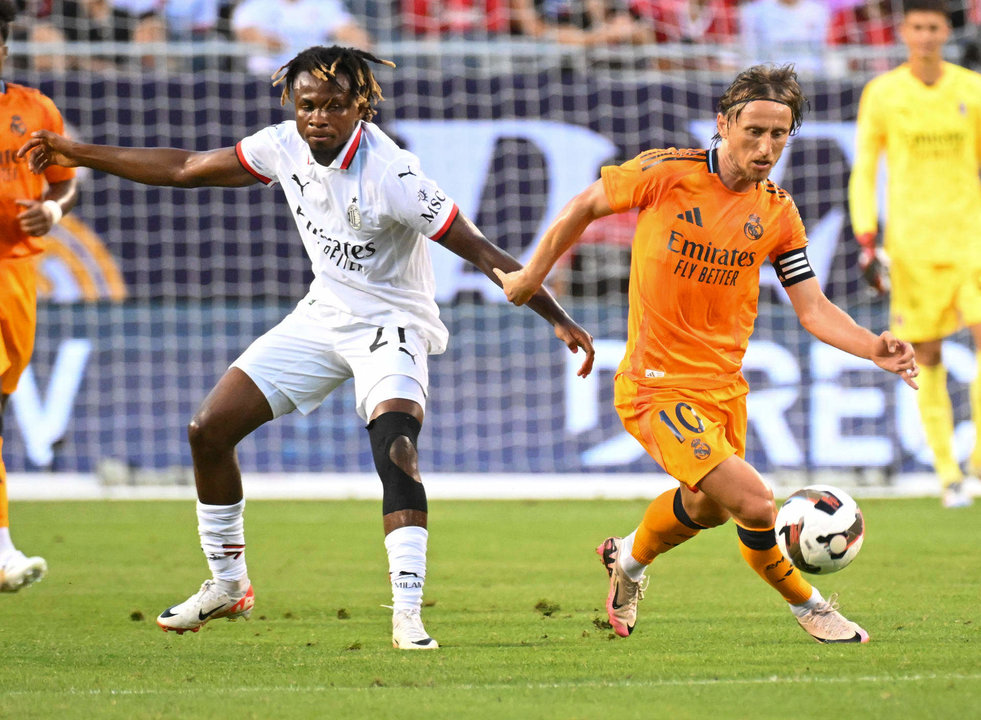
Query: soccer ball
[[775, 485, 864, 575]]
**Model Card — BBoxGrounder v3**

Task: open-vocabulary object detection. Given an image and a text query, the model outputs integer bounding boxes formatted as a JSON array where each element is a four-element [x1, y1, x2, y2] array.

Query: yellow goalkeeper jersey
[[849, 62, 981, 264]]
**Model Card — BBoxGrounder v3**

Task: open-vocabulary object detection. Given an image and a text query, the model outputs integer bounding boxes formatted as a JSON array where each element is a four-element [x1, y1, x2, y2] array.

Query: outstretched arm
[[493, 178, 613, 306], [17, 129, 257, 188], [437, 212, 595, 377], [785, 277, 918, 388]]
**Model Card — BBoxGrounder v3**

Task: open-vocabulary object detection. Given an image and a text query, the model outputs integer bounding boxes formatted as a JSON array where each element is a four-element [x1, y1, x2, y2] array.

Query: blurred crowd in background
[[9, 0, 981, 75]]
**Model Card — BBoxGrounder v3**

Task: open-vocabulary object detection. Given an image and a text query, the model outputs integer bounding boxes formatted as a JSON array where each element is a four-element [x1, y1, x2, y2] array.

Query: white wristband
[[42, 199, 63, 225]]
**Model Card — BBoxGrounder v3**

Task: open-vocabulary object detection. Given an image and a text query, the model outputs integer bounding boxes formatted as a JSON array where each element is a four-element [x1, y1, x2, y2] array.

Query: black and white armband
[[774, 247, 815, 287]]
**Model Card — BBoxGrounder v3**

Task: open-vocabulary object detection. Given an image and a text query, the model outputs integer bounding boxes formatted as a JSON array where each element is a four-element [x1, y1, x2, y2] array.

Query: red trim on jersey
[[339, 124, 364, 170], [235, 141, 272, 184], [429, 204, 459, 241]]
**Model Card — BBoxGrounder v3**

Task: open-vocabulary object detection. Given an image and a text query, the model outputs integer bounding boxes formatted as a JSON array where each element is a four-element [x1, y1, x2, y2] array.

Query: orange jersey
[[0, 82, 75, 259], [602, 147, 809, 390]]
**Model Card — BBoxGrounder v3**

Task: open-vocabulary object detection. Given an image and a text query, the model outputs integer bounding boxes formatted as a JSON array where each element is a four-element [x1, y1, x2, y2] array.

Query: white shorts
[[231, 308, 429, 422]]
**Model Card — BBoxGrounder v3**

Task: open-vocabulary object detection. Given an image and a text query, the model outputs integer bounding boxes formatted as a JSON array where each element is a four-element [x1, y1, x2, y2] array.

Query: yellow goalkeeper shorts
[[614, 374, 747, 488], [889, 257, 981, 343]]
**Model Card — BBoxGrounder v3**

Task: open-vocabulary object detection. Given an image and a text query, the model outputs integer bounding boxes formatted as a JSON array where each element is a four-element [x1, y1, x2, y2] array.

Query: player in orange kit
[[496, 64, 919, 644], [0, 0, 77, 592]]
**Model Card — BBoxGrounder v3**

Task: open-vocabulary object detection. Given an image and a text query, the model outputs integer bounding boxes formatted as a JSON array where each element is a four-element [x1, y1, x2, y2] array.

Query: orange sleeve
[[601, 153, 663, 214]]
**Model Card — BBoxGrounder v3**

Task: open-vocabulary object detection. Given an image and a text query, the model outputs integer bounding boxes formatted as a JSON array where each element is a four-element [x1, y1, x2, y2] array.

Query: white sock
[[618, 530, 648, 582], [789, 586, 826, 617], [197, 499, 249, 592], [385, 525, 427, 613], [0, 527, 15, 556]]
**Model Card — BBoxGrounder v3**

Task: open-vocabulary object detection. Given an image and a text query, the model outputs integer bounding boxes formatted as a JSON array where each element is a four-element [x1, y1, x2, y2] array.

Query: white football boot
[[794, 594, 869, 644], [0, 551, 47, 592], [157, 579, 254, 634], [942, 482, 974, 509], [392, 608, 438, 649]]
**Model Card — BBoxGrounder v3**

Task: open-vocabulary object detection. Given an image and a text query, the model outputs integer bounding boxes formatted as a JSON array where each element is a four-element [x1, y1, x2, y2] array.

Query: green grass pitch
[[1, 497, 978, 719]]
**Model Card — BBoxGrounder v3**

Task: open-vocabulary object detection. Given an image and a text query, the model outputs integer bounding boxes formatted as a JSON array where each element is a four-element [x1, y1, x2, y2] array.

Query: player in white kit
[[19, 46, 595, 649]]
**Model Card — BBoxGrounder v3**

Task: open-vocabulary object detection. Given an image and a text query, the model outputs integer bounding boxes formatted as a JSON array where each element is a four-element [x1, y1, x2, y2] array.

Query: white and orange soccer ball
[[775, 485, 865, 575]]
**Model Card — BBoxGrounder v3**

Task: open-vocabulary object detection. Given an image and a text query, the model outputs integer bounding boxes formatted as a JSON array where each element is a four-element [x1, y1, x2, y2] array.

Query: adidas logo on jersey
[[676, 208, 703, 227]]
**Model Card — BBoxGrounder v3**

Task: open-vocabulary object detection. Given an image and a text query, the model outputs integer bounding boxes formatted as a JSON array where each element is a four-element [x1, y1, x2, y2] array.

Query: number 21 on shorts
[[368, 326, 419, 366]]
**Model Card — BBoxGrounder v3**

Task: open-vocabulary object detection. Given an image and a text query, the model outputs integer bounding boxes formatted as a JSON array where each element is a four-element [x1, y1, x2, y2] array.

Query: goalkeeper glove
[[856, 232, 890, 296]]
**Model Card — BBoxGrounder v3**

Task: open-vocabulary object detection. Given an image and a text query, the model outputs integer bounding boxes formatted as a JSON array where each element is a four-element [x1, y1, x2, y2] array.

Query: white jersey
[[236, 120, 457, 354]]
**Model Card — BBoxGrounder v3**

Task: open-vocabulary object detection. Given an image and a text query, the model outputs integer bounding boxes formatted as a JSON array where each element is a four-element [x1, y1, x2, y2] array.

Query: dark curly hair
[[271, 45, 396, 121]]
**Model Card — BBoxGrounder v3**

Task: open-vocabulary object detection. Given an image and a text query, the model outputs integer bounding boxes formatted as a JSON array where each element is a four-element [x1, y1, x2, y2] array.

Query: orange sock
[[0, 437, 8, 529], [736, 523, 812, 604], [631, 488, 704, 565]]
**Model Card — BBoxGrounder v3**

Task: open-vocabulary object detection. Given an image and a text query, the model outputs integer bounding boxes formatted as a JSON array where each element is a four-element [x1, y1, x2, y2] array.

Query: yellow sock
[[631, 488, 703, 565], [0, 437, 8, 529], [736, 523, 812, 605], [916, 364, 961, 486], [969, 353, 981, 474]]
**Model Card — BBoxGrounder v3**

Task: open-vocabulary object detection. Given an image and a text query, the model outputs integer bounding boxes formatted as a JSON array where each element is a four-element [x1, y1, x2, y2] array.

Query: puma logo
[[291, 174, 311, 196]]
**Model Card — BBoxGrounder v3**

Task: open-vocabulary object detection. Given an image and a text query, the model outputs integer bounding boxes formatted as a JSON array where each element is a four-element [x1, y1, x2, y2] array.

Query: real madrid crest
[[347, 196, 362, 231], [743, 214, 763, 241]]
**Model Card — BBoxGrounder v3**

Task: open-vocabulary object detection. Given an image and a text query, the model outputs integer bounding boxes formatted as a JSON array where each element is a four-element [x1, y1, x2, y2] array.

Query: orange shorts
[[614, 373, 748, 488], [0, 256, 38, 396]]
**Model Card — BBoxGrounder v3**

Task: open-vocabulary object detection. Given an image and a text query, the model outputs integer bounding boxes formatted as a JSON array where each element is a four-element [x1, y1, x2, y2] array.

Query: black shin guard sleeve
[[366, 412, 427, 515]]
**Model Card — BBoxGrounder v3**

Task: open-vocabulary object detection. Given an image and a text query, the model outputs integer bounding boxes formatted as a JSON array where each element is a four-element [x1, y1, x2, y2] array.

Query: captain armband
[[42, 200, 63, 225], [774, 247, 815, 287]]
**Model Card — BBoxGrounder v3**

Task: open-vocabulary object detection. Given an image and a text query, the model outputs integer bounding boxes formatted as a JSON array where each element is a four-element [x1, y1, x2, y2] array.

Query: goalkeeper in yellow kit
[[849, 0, 981, 508]]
